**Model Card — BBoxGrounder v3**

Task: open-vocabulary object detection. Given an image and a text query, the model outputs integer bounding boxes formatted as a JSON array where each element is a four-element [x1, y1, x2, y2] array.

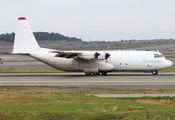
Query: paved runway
[[90, 94, 175, 97], [0, 73, 175, 89]]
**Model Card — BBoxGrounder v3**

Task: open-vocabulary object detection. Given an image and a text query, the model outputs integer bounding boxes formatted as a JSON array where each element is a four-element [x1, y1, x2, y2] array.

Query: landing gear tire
[[85, 72, 92, 76], [85, 72, 100, 76], [93, 72, 100, 75], [152, 70, 158, 75], [101, 71, 107, 75]]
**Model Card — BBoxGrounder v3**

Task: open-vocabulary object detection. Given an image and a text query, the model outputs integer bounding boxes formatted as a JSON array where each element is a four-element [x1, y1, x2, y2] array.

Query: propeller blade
[[95, 52, 100, 59], [105, 53, 110, 59]]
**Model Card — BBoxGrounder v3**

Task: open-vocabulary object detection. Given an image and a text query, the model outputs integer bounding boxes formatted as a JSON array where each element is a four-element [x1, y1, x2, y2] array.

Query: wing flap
[[50, 50, 102, 60], [50, 51, 82, 59]]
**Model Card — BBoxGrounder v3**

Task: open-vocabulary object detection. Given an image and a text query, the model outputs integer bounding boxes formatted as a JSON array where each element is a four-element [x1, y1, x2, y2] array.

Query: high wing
[[50, 50, 110, 60], [51, 51, 82, 59]]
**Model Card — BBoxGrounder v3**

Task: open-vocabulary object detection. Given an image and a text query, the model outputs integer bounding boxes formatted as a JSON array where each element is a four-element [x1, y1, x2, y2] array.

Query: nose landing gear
[[151, 70, 158, 75]]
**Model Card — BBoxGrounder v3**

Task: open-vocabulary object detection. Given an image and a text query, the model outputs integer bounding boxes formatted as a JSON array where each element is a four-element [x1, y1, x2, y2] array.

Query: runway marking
[[0, 81, 175, 82]]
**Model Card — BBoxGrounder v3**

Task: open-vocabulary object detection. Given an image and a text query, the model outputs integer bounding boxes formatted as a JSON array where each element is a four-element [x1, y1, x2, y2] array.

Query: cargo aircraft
[[12, 17, 172, 75]]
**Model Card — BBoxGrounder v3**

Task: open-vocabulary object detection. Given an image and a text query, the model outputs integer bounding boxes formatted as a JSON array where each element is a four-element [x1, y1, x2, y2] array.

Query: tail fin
[[12, 17, 41, 54]]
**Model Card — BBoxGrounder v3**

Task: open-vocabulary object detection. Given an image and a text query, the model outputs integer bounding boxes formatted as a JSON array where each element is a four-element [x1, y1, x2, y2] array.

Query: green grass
[[0, 87, 175, 120], [160, 68, 175, 72], [163, 53, 175, 55]]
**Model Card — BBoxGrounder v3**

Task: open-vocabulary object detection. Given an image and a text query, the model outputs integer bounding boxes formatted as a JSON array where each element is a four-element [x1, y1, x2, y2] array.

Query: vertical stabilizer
[[13, 17, 40, 54]]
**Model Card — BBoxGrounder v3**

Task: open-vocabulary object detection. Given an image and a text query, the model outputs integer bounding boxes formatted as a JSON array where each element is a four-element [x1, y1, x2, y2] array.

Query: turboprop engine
[[77, 52, 95, 60], [77, 51, 110, 60], [94, 51, 110, 60]]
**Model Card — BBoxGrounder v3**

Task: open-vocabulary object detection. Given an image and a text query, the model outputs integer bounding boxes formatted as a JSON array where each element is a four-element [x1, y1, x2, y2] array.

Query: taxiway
[[0, 73, 175, 89]]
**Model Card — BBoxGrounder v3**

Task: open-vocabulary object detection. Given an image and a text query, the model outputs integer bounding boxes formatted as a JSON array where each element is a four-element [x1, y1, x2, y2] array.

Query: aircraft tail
[[12, 17, 42, 54]]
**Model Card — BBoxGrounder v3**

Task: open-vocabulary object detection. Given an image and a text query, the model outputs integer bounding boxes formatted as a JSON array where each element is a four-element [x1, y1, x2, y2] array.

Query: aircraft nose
[[164, 60, 172, 68]]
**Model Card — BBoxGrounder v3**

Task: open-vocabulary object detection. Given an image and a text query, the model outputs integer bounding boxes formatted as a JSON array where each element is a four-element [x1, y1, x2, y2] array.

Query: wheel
[[93, 72, 100, 75], [85, 72, 92, 75], [152, 70, 158, 75], [101, 71, 107, 75]]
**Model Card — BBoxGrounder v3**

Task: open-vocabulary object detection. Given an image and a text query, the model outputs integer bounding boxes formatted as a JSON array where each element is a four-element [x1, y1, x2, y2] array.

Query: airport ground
[[0, 41, 175, 119], [0, 42, 175, 93]]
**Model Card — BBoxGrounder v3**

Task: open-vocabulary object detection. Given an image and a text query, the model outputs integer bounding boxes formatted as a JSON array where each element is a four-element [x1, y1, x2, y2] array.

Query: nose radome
[[165, 60, 172, 68]]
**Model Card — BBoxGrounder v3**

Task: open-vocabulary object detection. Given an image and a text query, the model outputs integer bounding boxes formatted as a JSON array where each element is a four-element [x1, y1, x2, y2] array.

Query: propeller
[[95, 52, 100, 59], [105, 53, 110, 59]]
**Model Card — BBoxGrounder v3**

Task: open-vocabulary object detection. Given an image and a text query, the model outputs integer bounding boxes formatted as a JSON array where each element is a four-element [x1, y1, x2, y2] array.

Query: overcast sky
[[1, 0, 175, 41]]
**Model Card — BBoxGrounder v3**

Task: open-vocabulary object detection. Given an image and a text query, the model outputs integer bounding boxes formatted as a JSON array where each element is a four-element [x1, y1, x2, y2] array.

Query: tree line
[[0, 32, 82, 42]]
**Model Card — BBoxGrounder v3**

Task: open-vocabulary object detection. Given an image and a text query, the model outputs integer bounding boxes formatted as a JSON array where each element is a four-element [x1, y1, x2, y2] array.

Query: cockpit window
[[154, 54, 164, 58]]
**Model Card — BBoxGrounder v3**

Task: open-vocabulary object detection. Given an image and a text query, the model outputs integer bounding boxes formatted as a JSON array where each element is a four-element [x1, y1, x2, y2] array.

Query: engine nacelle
[[77, 51, 110, 60], [77, 52, 95, 60]]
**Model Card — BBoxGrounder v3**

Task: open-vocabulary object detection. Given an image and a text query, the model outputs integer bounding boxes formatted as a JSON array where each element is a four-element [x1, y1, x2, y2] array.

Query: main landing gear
[[85, 71, 107, 76], [101, 71, 107, 75], [151, 70, 158, 75]]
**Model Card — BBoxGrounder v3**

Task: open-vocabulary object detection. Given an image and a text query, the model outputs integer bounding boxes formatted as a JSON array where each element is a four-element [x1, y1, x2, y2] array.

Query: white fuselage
[[29, 50, 172, 72]]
